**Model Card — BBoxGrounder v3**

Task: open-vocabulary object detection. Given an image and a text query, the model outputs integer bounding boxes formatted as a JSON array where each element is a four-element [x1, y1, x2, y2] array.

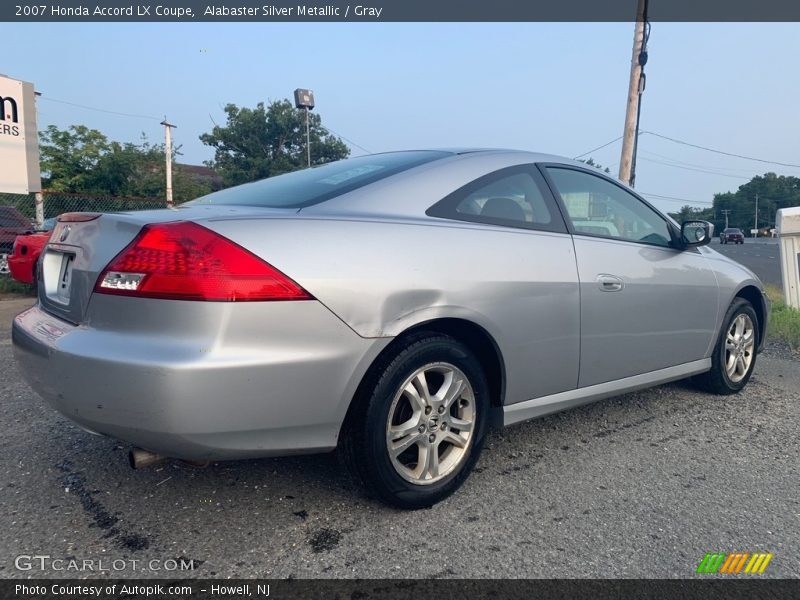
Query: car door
[[426, 164, 580, 403], [541, 165, 719, 388]]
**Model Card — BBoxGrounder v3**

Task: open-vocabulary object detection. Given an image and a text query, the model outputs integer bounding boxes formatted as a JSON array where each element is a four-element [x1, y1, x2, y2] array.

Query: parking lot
[[1, 245, 798, 579]]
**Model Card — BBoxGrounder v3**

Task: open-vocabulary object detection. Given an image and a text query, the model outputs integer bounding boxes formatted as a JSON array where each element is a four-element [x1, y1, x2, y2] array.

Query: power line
[[40, 94, 372, 157], [638, 156, 750, 179], [639, 191, 713, 205], [39, 96, 161, 121], [322, 125, 371, 154], [641, 130, 800, 169], [638, 149, 759, 175], [572, 136, 623, 160]]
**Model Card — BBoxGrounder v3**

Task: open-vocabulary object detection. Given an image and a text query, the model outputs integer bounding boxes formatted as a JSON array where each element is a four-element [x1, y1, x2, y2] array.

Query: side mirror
[[681, 220, 713, 248]]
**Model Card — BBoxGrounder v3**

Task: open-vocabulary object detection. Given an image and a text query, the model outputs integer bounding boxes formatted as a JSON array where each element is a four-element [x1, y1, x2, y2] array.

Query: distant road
[[713, 238, 781, 287]]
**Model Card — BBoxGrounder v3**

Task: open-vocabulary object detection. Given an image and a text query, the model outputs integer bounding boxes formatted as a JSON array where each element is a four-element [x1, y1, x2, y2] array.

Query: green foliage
[[579, 158, 611, 173], [0, 276, 35, 296], [39, 125, 212, 202], [765, 285, 800, 351], [711, 173, 800, 235], [667, 204, 715, 224], [200, 99, 350, 187]]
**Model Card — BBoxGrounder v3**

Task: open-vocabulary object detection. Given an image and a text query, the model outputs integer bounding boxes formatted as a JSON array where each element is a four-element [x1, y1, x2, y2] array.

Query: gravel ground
[[1, 297, 798, 579]]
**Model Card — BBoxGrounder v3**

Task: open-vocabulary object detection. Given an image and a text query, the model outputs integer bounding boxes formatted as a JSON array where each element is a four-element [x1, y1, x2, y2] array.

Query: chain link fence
[[1, 190, 170, 276], [1, 190, 169, 223]]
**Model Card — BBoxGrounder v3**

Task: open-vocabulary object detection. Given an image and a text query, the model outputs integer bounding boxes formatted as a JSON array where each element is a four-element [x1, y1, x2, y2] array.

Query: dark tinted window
[[186, 151, 450, 209], [426, 165, 567, 233]]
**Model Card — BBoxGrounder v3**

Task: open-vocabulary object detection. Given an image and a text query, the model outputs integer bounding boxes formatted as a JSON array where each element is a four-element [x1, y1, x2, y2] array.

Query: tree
[[39, 125, 112, 193], [579, 157, 611, 173], [200, 99, 350, 187], [39, 125, 211, 201], [711, 172, 800, 234], [667, 204, 714, 224]]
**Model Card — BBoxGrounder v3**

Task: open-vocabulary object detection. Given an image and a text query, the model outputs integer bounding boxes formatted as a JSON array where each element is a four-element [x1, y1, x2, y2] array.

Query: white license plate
[[43, 251, 75, 304]]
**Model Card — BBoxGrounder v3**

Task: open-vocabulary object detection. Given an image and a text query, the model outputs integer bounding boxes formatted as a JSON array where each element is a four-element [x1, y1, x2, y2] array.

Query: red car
[[8, 218, 55, 285], [1, 206, 34, 275]]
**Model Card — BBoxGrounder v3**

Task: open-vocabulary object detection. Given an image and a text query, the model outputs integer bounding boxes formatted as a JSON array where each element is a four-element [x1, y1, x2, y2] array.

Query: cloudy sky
[[5, 22, 799, 212]]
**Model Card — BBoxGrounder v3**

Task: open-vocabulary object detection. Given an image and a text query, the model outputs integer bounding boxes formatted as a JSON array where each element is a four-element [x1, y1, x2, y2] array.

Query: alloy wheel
[[724, 313, 755, 383], [386, 362, 475, 485]]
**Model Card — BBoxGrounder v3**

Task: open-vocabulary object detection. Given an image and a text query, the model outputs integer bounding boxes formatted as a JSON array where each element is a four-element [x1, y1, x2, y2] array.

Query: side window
[[545, 167, 674, 247], [427, 166, 566, 233]]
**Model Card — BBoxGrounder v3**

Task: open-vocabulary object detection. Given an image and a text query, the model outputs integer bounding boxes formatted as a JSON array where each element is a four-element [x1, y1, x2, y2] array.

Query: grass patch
[[765, 284, 800, 351], [0, 276, 35, 297]]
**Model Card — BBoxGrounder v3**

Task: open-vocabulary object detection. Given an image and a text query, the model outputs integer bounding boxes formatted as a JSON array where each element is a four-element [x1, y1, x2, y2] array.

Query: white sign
[[0, 75, 41, 194], [777, 206, 800, 309]]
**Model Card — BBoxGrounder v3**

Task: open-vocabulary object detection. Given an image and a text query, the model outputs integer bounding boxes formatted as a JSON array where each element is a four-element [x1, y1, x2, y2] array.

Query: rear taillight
[[95, 221, 312, 302]]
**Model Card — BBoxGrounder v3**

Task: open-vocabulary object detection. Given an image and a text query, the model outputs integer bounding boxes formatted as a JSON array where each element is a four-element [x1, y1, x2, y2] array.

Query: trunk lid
[[38, 205, 294, 324]]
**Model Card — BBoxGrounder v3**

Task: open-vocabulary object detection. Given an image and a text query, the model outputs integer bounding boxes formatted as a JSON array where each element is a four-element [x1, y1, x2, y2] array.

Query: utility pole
[[618, 0, 649, 187], [722, 209, 731, 229], [160, 118, 176, 208], [293, 89, 315, 168], [754, 193, 759, 236], [33, 91, 44, 227], [304, 107, 310, 167]]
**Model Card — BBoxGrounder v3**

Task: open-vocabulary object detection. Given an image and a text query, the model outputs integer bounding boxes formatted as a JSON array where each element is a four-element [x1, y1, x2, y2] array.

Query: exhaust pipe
[[129, 447, 166, 469]]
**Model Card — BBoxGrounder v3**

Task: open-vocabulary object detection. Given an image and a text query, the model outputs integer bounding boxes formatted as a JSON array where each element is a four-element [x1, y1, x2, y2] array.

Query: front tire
[[694, 298, 759, 394], [341, 333, 489, 509]]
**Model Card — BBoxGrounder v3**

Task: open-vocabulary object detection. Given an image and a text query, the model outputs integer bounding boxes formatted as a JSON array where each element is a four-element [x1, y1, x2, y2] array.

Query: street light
[[293, 88, 315, 167]]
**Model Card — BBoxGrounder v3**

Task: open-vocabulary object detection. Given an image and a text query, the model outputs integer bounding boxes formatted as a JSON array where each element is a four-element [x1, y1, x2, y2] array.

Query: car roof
[[301, 149, 605, 218]]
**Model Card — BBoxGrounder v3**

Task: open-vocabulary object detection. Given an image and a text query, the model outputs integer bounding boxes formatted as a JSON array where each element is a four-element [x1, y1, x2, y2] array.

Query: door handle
[[597, 274, 624, 292]]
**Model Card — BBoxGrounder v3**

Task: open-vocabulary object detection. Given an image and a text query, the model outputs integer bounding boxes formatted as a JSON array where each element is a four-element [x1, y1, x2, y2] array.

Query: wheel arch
[[339, 317, 507, 442], [734, 284, 768, 350]]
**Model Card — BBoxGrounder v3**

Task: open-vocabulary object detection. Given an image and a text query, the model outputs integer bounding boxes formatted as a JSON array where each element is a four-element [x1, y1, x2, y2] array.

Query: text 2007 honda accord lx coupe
[[13, 149, 768, 508]]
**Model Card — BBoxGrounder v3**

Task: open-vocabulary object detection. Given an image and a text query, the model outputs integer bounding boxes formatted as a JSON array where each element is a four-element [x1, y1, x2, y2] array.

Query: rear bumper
[[12, 299, 390, 460]]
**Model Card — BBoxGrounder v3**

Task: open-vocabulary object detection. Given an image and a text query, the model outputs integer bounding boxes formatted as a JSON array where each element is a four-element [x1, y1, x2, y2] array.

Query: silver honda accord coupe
[[13, 149, 767, 508]]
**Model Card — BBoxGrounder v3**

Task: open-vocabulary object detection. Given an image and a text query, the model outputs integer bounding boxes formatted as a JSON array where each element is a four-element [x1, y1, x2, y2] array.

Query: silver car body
[[12, 150, 768, 460]]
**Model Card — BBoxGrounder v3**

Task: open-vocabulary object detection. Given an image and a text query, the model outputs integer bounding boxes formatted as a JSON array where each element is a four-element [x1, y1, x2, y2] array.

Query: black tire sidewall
[[714, 299, 759, 392], [359, 335, 489, 508]]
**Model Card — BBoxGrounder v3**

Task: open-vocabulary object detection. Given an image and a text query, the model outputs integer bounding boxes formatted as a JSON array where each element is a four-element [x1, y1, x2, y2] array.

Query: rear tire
[[340, 333, 489, 509], [694, 298, 758, 395]]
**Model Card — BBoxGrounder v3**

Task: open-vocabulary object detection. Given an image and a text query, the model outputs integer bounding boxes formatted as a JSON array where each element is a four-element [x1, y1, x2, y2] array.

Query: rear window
[[186, 151, 450, 209]]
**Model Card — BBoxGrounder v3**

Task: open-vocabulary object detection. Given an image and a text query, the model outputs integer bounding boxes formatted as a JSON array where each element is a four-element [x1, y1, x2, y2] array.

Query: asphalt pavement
[[1, 293, 797, 579]]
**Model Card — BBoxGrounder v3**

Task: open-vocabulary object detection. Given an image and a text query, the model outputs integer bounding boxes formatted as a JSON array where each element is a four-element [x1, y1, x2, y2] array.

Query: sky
[[3, 22, 800, 214]]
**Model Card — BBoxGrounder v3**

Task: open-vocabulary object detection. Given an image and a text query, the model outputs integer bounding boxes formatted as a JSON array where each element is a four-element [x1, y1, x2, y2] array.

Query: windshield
[[186, 151, 450, 209]]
